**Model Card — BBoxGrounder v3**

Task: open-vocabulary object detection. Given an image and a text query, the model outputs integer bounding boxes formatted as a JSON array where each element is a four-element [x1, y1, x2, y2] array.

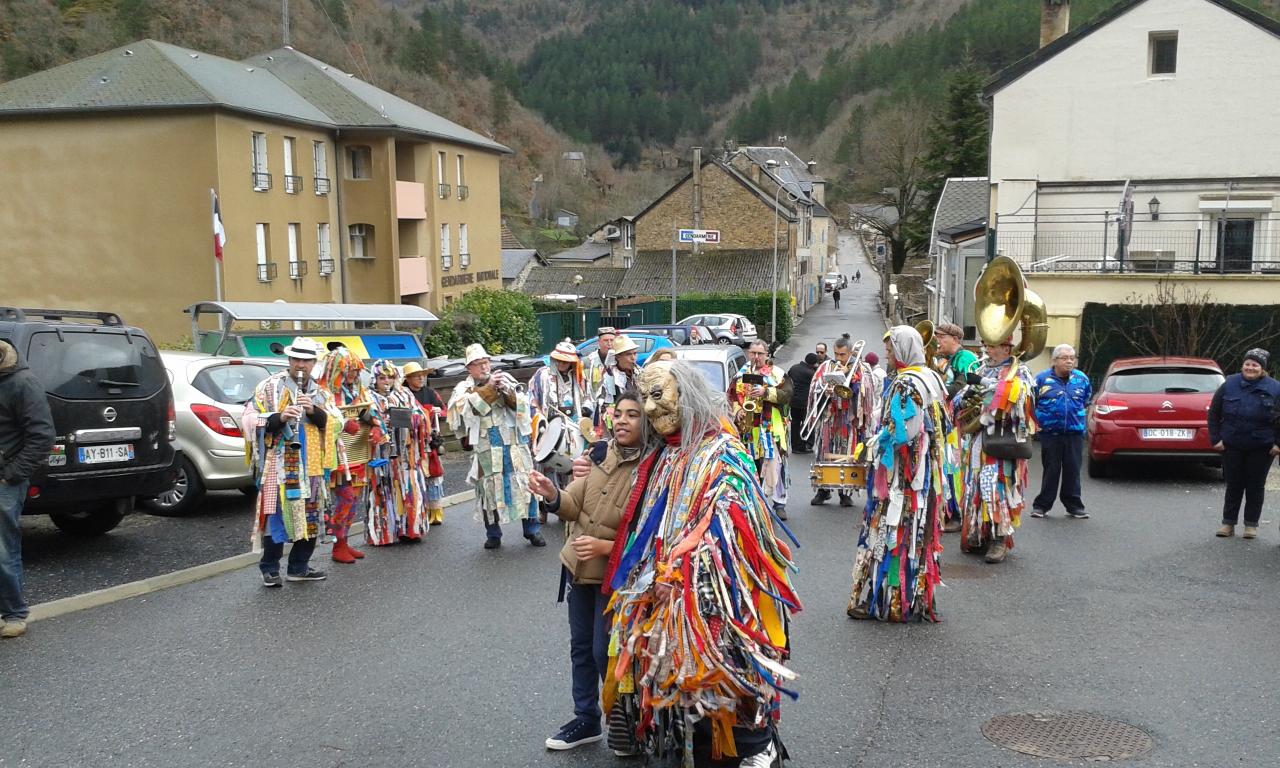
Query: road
[[5, 236, 1280, 767]]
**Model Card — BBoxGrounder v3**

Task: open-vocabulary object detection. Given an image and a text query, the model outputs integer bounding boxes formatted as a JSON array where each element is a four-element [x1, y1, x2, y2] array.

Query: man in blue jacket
[[1032, 344, 1093, 519]]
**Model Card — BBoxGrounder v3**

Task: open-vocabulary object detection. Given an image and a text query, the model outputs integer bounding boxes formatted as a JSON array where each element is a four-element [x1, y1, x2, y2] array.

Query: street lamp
[[1148, 196, 1161, 221], [573, 274, 584, 336], [772, 179, 806, 349]]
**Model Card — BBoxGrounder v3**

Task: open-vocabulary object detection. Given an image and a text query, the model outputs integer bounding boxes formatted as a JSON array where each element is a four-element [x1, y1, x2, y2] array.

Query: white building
[[985, 0, 1280, 359]]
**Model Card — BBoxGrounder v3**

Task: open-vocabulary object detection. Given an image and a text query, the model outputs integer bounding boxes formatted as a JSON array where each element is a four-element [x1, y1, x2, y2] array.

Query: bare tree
[[847, 102, 931, 275]]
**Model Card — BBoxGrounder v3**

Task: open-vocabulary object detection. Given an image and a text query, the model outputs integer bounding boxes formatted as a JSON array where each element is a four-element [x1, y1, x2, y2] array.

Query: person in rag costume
[[402, 362, 447, 526], [807, 335, 880, 507], [605, 360, 801, 768], [954, 337, 1037, 564], [529, 339, 589, 495], [364, 360, 438, 545], [847, 326, 956, 622], [728, 340, 794, 519], [242, 337, 338, 586], [591, 335, 642, 438], [318, 345, 374, 564], [447, 343, 545, 549]]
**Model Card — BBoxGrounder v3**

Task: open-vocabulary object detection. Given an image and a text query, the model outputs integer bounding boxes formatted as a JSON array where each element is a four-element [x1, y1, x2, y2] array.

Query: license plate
[[1141, 428, 1194, 440], [78, 443, 135, 464]]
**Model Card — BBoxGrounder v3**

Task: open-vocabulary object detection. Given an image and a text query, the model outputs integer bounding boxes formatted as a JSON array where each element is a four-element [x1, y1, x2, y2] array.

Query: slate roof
[[619, 250, 777, 296], [500, 223, 527, 250], [631, 161, 798, 226], [521, 266, 628, 298], [502, 249, 540, 280], [0, 40, 510, 154], [544, 241, 612, 262], [931, 177, 989, 236]]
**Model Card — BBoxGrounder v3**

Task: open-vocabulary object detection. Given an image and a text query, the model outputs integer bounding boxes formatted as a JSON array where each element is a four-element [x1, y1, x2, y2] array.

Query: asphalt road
[[5, 235, 1280, 767]]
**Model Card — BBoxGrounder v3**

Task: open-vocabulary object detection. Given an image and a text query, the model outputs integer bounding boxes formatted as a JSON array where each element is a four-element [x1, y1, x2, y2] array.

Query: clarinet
[[287, 371, 307, 450]]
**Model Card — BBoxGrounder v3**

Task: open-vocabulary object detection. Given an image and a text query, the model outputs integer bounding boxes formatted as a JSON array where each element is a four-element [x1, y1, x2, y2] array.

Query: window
[[26, 331, 166, 400], [317, 223, 334, 275], [192, 363, 275, 405], [622, 224, 633, 251], [250, 132, 270, 190], [313, 141, 330, 194], [282, 137, 300, 193], [437, 151, 450, 198], [348, 145, 372, 180], [1149, 31, 1178, 76], [349, 224, 373, 259], [456, 154, 468, 199], [255, 223, 275, 281], [459, 223, 470, 268], [440, 223, 452, 270], [287, 223, 306, 278]]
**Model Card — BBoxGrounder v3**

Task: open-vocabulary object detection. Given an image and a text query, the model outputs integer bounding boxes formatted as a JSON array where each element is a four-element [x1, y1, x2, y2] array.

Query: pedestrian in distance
[[832, 287, 842, 310], [0, 339, 55, 639], [1207, 347, 1280, 539], [787, 353, 820, 454], [402, 362, 446, 526], [815, 342, 829, 366], [855, 269, 862, 283], [242, 337, 337, 587], [1031, 344, 1092, 520], [447, 343, 545, 549], [528, 392, 655, 754]]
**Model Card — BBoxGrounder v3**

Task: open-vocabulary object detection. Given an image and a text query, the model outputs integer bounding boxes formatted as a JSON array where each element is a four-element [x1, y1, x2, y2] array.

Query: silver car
[[678, 313, 759, 347], [142, 352, 284, 515], [672, 344, 747, 394]]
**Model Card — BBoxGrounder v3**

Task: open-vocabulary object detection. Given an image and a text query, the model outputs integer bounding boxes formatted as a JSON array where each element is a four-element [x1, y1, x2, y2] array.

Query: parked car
[[625, 324, 715, 346], [823, 273, 840, 292], [571, 333, 675, 366], [427, 353, 543, 379], [142, 352, 287, 515], [672, 344, 747, 393], [678, 314, 759, 347], [1086, 356, 1225, 478], [0, 307, 177, 535]]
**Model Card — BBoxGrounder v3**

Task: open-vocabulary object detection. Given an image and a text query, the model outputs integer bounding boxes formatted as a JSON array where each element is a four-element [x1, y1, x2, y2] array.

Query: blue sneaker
[[546, 717, 603, 750]]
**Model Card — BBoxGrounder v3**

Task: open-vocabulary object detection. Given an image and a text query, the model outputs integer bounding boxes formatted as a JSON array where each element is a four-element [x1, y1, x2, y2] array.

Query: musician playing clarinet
[[806, 335, 879, 508], [728, 340, 793, 519], [242, 337, 338, 587]]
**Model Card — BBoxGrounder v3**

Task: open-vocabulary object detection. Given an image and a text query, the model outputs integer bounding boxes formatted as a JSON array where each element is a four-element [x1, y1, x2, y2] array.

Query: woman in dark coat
[[1207, 348, 1280, 539]]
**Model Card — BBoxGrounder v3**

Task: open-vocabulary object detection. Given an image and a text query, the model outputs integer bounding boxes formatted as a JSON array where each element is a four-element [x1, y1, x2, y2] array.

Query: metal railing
[[460, 252, 470, 268], [314, 177, 331, 195], [284, 175, 302, 194], [251, 171, 271, 191], [256, 262, 277, 282], [288, 260, 307, 279], [997, 228, 1280, 275], [457, 184, 469, 200], [441, 254, 453, 270], [318, 258, 335, 276], [438, 183, 451, 199]]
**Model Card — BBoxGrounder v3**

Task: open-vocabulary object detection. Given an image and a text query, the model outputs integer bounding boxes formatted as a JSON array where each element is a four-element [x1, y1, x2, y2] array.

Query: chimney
[[691, 147, 703, 251], [807, 157, 818, 175], [1040, 0, 1070, 47]]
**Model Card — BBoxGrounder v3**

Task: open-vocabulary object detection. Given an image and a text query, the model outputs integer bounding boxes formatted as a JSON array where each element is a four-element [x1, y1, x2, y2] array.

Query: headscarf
[[886, 325, 926, 369], [318, 345, 366, 394], [369, 358, 400, 383]]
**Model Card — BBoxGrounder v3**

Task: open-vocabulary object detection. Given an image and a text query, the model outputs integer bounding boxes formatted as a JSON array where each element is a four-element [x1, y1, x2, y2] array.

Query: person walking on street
[[318, 346, 374, 565], [1031, 344, 1092, 520], [402, 362, 447, 526], [0, 340, 55, 639], [729, 341, 794, 519], [787, 353, 819, 453], [935, 323, 980, 398], [528, 393, 654, 754], [855, 269, 862, 284], [1208, 348, 1280, 539], [447, 344, 545, 549], [832, 287, 842, 310]]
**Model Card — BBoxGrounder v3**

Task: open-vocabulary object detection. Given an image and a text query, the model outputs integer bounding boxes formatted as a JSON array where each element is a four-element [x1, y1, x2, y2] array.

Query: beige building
[[0, 40, 510, 343]]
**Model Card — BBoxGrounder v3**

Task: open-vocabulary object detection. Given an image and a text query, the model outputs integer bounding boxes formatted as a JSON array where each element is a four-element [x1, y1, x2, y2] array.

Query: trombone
[[801, 339, 865, 442]]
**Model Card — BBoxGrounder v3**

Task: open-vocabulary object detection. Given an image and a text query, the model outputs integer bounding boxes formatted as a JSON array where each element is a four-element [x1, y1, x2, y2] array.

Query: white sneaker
[[739, 740, 778, 768], [0, 619, 27, 639]]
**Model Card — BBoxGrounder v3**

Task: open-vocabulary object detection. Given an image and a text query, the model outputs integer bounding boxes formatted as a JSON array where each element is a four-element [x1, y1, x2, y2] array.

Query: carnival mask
[[638, 362, 681, 436]]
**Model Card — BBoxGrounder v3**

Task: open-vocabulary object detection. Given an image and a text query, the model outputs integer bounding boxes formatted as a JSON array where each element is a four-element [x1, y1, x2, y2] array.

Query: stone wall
[[634, 163, 791, 254]]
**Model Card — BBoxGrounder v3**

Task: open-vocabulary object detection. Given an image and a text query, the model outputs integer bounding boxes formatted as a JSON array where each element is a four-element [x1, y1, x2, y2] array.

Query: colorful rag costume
[[446, 373, 539, 529], [592, 362, 641, 438], [807, 357, 880, 461], [529, 360, 588, 485], [848, 327, 956, 622], [728, 362, 793, 508], [408, 382, 448, 525], [955, 356, 1037, 553], [243, 371, 339, 550], [318, 348, 373, 553], [606, 361, 800, 766], [365, 360, 439, 545]]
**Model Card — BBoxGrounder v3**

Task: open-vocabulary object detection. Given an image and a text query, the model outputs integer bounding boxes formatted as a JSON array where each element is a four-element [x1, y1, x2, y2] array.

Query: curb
[[28, 489, 477, 623]]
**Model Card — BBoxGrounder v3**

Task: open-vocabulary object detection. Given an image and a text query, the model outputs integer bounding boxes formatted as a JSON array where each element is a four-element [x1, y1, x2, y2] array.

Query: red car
[[1086, 356, 1225, 477]]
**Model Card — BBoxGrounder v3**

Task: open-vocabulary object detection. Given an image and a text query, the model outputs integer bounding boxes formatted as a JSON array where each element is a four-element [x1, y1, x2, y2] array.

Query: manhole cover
[[982, 711, 1153, 761]]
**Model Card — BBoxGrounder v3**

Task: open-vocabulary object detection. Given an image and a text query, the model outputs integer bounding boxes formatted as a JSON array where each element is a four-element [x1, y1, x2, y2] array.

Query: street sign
[[678, 229, 721, 244]]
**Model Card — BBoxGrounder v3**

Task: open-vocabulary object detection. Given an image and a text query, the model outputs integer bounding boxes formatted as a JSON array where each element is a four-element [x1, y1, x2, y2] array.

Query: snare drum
[[534, 415, 574, 474], [810, 462, 867, 490]]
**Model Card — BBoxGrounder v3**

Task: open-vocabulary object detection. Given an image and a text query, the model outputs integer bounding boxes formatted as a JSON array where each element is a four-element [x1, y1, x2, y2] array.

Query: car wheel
[[49, 499, 129, 537], [239, 484, 258, 497], [140, 454, 206, 517], [1086, 455, 1110, 479]]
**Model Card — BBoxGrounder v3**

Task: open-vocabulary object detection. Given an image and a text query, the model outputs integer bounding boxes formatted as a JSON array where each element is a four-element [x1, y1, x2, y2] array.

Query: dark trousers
[[259, 537, 317, 576], [1034, 432, 1085, 513], [566, 577, 610, 721], [0, 480, 29, 621], [1221, 446, 1273, 526], [790, 405, 809, 451]]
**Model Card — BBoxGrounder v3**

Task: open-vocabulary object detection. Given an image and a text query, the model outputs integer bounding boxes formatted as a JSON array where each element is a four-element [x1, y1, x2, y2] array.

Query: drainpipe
[[692, 147, 702, 254], [334, 129, 349, 303]]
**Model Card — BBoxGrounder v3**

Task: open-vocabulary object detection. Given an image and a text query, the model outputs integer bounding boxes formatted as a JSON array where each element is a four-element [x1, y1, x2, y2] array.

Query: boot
[[349, 542, 366, 559], [984, 539, 1008, 564], [1243, 526, 1258, 539], [331, 537, 357, 564], [773, 503, 788, 521], [839, 493, 854, 508], [1215, 524, 1234, 538], [810, 489, 830, 506], [428, 507, 444, 526]]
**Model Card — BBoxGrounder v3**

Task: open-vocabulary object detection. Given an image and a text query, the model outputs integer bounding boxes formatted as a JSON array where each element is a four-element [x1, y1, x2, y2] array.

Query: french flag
[[211, 189, 227, 263]]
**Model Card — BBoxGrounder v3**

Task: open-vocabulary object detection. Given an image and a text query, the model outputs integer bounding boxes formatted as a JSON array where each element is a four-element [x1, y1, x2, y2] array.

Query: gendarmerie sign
[[441, 270, 501, 288]]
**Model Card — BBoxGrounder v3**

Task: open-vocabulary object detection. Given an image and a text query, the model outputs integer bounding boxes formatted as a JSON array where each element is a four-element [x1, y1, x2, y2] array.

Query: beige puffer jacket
[[547, 441, 646, 585]]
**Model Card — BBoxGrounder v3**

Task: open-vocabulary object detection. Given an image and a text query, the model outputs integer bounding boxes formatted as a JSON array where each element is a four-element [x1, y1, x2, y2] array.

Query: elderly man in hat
[[243, 337, 338, 586], [402, 361, 447, 526], [583, 326, 617, 395], [591, 335, 641, 437], [447, 343, 545, 549], [530, 340, 588, 496]]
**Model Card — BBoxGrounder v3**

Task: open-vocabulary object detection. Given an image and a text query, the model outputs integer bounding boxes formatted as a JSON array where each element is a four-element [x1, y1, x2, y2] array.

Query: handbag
[[983, 418, 1033, 461]]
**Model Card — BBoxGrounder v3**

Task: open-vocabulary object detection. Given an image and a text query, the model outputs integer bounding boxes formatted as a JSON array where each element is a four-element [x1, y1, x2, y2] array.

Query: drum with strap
[[534, 415, 574, 474]]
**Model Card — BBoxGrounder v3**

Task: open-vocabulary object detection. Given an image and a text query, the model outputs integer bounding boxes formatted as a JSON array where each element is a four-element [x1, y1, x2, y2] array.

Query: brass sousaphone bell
[[974, 256, 1048, 361]]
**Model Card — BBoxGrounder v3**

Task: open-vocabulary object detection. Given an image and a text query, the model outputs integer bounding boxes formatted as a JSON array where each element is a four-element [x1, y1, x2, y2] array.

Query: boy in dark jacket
[[0, 340, 56, 639]]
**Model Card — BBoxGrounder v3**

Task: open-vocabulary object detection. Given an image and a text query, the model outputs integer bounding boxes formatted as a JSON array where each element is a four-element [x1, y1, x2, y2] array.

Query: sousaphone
[[974, 256, 1048, 361]]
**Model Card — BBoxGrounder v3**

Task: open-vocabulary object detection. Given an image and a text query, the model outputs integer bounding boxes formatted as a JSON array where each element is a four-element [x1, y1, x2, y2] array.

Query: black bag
[[387, 407, 414, 429], [983, 419, 1033, 461]]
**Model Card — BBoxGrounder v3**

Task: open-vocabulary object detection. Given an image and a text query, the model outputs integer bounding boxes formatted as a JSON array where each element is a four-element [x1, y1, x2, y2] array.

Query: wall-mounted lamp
[[1148, 196, 1161, 221]]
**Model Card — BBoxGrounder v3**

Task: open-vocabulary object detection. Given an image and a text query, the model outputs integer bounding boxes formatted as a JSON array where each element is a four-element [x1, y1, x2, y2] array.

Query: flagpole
[[211, 188, 224, 302]]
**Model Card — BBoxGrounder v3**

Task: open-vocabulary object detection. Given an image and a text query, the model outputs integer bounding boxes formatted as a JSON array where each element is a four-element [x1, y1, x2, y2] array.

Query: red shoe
[[349, 545, 366, 559], [331, 538, 357, 564]]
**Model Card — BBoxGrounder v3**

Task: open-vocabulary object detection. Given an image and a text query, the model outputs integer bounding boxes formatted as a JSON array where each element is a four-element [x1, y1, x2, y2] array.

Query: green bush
[[424, 287, 541, 358]]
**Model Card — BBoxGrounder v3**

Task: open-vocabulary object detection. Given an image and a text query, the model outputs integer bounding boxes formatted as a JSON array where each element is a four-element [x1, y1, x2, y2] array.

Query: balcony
[[289, 260, 308, 279], [256, 262, 277, 282], [437, 183, 451, 200], [318, 258, 335, 276], [398, 255, 432, 296], [998, 228, 1280, 275], [395, 181, 427, 220], [284, 175, 302, 194], [251, 171, 272, 191], [460, 252, 471, 268], [457, 184, 470, 201], [314, 177, 331, 195]]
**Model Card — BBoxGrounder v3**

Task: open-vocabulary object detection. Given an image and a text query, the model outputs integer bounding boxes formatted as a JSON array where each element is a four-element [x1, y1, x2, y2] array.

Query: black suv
[[0, 308, 176, 535]]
